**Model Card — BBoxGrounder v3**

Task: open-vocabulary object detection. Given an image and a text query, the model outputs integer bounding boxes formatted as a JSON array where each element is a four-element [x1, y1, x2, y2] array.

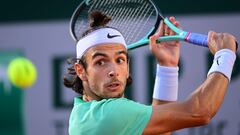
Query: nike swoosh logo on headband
[[107, 33, 121, 39]]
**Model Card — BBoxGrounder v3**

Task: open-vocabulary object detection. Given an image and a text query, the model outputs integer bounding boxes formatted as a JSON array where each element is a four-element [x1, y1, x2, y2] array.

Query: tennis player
[[64, 11, 237, 135]]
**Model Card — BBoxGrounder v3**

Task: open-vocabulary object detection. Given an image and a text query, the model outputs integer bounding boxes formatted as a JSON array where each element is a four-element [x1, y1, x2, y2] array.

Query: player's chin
[[108, 93, 124, 98], [104, 87, 125, 98]]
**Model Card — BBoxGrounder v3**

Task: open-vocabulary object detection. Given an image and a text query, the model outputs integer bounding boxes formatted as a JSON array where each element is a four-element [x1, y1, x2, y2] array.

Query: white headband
[[76, 28, 127, 58]]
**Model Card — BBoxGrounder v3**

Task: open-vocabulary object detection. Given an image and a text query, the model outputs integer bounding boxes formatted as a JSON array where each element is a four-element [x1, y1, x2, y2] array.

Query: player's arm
[[150, 16, 180, 112], [152, 100, 172, 135], [145, 73, 228, 134], [150, 17, 180, 135], [151, 69, 177, 135], [144, 32, 237, 134]]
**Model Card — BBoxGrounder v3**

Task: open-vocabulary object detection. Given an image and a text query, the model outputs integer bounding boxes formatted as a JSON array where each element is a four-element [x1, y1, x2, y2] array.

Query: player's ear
[[74, 63, 87, 81]]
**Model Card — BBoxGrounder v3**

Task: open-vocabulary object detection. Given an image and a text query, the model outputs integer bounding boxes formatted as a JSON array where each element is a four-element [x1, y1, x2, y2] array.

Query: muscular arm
[[148, 17, 180, 135], [146, 18, 236, 134], [152, 100, 173, 135], [143, 72, 228, 134]]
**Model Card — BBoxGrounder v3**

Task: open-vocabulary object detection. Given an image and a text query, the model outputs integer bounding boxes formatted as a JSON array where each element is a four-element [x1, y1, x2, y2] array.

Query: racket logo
[[107, 33, 121, 39]]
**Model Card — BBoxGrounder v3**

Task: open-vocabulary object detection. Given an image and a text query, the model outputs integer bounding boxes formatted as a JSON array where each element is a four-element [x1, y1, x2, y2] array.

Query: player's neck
[[82, 90, 102, 102], [82, 94, 93, 102]]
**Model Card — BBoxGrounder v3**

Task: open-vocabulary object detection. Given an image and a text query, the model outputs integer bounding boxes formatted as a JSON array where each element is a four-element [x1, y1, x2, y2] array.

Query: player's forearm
[[187, 48, 236, 121], [152, 100, 173, 135], [152, 99, 172, 106], [157, 133, 171, 135], [151, 65, 178, 135], [186, 73, 228, 120]]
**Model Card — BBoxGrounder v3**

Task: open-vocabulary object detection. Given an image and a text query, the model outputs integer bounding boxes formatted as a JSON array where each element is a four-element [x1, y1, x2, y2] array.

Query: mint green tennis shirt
[[69, 97, 152, 135]]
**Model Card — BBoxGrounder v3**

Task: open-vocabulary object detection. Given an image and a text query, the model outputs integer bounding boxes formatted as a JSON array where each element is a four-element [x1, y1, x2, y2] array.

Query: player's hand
[[208, 31, 237, 54], [149, 16, 181, 67]]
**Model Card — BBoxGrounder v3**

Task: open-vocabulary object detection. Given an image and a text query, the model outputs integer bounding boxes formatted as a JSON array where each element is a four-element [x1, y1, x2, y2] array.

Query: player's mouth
[[105, 81, 122, 91]]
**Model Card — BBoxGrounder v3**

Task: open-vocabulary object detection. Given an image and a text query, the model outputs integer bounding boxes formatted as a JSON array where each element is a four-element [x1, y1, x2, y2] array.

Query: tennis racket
[[70, 0, 238, 50]]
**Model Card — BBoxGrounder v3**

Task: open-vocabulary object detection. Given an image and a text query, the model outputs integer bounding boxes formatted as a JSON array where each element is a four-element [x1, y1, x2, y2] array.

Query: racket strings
[[111, 0, 130, 26], [132, 4, 156, 42], [105, 0, 126, 28], [87, 0, 95, 12], [75, 8, 89, 40], [127, 0, 154, 42], [117, 0, 156, 44], [125, 4, 146, 42], [89, 0, 141, 44], [105, 0, 134, 31], [110, 0, 151, 44], [74, 0, 106, 40], [114, 1, 143, 43], [74, 0, 157, 45], [120, 0, 144, 38]]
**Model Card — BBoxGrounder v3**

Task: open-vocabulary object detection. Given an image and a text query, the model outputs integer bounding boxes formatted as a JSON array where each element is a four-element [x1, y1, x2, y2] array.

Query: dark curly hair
[[63, 11, 132, 95]]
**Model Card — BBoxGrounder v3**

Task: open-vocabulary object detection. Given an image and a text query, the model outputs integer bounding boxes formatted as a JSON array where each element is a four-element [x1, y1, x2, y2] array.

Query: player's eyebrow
[[92, 52, 108, 60], [116, 50, 127, 56], [92, 50, 127, 59]]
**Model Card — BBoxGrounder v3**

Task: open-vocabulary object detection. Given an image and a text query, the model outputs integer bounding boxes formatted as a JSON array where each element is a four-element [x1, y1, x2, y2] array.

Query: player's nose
[[108, 70, 119, 78]]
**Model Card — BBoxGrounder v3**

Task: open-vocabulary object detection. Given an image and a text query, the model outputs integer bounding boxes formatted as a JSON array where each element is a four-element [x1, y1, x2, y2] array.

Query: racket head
[[70, 0, 89, 42], [70, 0, 165, 49]]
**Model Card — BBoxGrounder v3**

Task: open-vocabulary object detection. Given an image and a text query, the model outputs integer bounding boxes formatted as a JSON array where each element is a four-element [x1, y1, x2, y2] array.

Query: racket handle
[[186, 32, 208, 47]]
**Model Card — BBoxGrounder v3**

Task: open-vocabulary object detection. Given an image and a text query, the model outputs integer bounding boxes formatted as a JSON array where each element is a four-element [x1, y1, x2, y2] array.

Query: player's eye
[[116, 57, 125, 64], [96, 60, 105, 66]]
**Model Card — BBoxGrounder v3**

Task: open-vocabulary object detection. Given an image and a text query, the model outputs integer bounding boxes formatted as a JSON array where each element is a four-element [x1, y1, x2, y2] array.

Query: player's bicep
[[143, 101, 208, 135]]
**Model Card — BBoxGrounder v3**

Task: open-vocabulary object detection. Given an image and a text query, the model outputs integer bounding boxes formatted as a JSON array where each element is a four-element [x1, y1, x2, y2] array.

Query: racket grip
[[186, 33, 208, 47]]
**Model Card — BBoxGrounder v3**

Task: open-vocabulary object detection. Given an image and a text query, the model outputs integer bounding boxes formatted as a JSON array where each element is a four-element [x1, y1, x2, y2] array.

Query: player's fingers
[[173, 21, 181, 45], [149, 35, 160, 52], [155, 20, 164, 37], [208, 30, 217, 54], [208, 31, 215, 44], [174, 21, 181, 30], [150, 34, 158, 48], [168, 16, 175, 36], [150, 20, 165, 48], [169, 17, 182, 35], [167, 17, 181, 45]]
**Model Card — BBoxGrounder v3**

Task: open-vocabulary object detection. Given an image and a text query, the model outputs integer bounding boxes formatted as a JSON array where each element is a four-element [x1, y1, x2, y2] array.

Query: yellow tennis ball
[[7, 57, 37, 89]]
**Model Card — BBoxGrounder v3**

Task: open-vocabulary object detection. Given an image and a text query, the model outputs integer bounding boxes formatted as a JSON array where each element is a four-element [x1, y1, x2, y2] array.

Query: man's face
[[78, 43, 129, 100]]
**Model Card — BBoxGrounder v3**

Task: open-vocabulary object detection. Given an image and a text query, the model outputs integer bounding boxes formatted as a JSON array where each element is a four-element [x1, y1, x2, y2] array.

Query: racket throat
[[184, 32, 191, 41]]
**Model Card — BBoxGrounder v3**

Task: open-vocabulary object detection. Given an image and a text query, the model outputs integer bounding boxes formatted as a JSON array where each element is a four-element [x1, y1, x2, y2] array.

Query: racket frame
[[70, 0, 87, 42]]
